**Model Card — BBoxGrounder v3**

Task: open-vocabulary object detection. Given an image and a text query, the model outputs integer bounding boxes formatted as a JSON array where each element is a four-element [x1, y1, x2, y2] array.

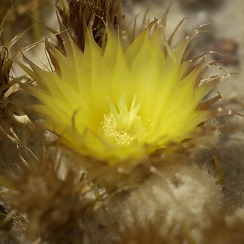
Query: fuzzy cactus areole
[[20, 21, 221, 164]]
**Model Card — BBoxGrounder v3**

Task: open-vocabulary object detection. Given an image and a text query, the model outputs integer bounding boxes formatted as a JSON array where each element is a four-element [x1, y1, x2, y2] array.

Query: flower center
[[101, 94, 148, 146]]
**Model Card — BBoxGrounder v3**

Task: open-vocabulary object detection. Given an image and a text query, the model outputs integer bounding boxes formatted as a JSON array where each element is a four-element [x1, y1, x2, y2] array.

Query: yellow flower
[[20, 22, 219, 164]]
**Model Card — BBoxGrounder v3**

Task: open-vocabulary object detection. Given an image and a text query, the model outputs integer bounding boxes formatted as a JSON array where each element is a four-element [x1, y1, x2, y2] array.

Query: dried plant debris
[[0, 29, 36, 179], [0, 48, 24, 125], [0, 20, 44, 242]]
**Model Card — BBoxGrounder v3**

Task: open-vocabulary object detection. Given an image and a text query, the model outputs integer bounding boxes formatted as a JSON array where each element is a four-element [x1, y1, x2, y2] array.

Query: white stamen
[[101, 94, 148, 146]]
